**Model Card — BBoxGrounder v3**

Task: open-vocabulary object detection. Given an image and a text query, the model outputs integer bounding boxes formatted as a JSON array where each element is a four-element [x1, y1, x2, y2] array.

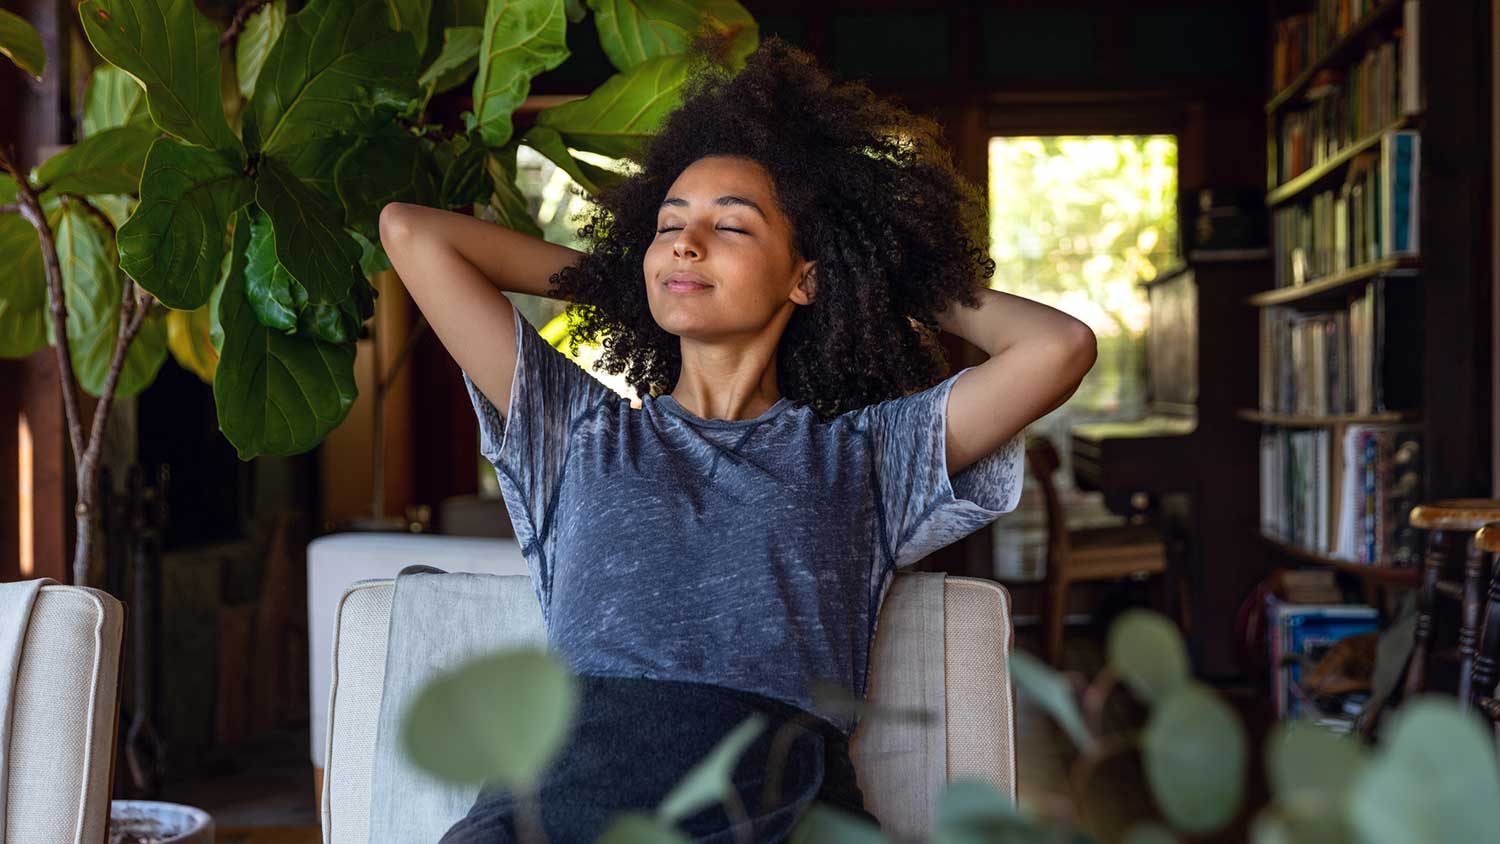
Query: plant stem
[[220, 0, 273, 49], [1, 147, 152, 588]]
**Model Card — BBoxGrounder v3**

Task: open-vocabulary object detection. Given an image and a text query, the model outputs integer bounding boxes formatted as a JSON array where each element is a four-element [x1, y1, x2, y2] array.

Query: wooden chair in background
[[1465, 521, 1500, 728], [1026, 436, 1185, 666], [1403, 500, 1500, 706]]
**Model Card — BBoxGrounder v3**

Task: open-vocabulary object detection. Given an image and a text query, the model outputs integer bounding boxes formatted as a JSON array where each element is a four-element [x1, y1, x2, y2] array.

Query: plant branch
[[0, 202, 18, 215], [0, 146, 85, 465]]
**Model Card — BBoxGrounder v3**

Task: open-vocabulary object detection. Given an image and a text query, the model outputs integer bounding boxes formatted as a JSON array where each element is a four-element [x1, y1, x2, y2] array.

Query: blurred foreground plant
[[403, 609, 1500, 843]]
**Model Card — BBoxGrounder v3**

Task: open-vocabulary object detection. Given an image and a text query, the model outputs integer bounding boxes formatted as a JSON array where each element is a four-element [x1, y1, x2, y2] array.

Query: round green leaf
[[1009, 649, 1094, 751], [598, 813, 689, 844], [656, 714, 766, 825], [1348, 697, 1500, 844], [78, 0, 242, 152], [1107, 609, 1190, 705], [1122, 822, 1181, 844], [1265, 720, 1368, 798], [400, 648, 577, 789], [932, 778, 1063, 844], [0, 8, 46, 80], [789, 804, 888, 844], [1141, 683, 1247, 835]]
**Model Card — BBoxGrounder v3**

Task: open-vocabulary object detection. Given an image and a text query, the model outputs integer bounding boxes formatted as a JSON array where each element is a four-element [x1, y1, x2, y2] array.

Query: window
[[987, 134, 1180, 578]]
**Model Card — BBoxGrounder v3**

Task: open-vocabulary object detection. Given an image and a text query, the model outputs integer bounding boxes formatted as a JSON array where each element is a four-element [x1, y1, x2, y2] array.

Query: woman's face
[[643, 155, 814, 340]]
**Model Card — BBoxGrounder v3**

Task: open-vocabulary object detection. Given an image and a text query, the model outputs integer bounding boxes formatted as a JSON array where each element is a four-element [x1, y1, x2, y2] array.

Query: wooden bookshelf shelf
[[1260, 533, 1419, 586], [1236, 409, 1421, 427], [1247, 257, 1420, 307], [1266, 115, 1417, 208], [1265, 0, 1407, 114]]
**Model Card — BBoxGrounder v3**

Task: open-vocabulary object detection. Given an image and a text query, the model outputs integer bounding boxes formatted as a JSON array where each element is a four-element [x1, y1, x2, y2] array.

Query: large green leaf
[[418, 26, 481, 95], [437, 131, 490, 210], [90, 194, 137, 230], [0, 213, 49, 358], [34, 126, 155, 196], [1347, 697, 1500, 844], [535, 54, 691, 160], [1107, 609, 1190, 705], [55, 204, 168, 397], [244, 0, 420, 156], [467, 0, 569, 148], [81, 65, 152, 138], [253, 157, 372, 343], [0, 9, 45, 80], [334, 124, 441, 241], [656, 714, 766, 824], [931, 779, 1071, 844], [385, 0, 430, 56], [78, 0, 241, 152], [401, 648, 578, 788], [243, 208, 302, 334], [214, 210, 357, 458], [278, 132, 350, 205], [235, 0, 286, 101], [588, 0, 756, 72], [423, 0, 486, 65], [478, 143, 543, 238], [1141, 683, 1247, 835], [520, 125, 624, 196], [117, 137, 253, 309]]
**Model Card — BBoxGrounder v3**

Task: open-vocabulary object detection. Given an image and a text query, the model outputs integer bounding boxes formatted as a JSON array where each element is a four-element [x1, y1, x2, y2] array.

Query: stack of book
[[1265, 593, 1380, 726], [1271, 129, 1420, 289], [1259, 423, 1422, 566], [1258, 278, 1420, 416]]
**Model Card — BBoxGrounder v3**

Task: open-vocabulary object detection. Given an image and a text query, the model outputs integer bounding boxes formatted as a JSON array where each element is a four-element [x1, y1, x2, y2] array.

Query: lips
[[664, 271, 711, 292]]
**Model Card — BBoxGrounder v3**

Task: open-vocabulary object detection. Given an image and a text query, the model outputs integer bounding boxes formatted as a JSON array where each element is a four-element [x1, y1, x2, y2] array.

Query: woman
[[380, 37, 1095, 843]]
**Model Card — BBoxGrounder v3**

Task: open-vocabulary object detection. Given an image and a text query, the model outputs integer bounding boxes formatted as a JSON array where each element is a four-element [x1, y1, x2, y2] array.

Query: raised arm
[[377, 202, 585, 411], [935, 287, 1098, 475]]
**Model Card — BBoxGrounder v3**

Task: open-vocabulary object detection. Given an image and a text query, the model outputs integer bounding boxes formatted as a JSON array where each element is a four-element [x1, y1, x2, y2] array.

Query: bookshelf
[[1248, 0, 1495, 719], [1254, 1, 1428, 583]]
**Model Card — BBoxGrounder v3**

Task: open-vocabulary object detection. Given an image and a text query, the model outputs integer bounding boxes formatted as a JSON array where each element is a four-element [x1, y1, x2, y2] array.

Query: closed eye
[[654, 225, 748, 234]]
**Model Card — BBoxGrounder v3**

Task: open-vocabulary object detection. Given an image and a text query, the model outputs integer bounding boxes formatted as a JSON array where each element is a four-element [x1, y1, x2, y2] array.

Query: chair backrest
[[1025, 435, 1071, 563], [321, 573, 1015, 842], [4, 583, 125, 844]]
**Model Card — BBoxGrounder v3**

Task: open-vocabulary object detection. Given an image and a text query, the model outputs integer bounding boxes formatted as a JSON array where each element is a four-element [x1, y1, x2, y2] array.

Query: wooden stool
[[1470, 523, 1500, 724], [1026, 436, 1178, 666], [1405, 500, 1500, 706]]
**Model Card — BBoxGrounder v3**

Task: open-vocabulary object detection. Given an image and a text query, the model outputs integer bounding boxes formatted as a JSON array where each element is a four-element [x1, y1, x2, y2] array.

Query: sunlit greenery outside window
[[987, 135, 1179, 578], [478, 144, 635, 497]]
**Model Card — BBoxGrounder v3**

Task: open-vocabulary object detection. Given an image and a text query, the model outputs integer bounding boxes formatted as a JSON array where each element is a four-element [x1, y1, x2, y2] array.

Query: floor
[[159, 623, 1261, 843]]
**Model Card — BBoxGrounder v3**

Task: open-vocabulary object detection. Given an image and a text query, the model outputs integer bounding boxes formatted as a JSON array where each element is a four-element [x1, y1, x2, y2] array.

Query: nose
[[672, 225, 700, 259]]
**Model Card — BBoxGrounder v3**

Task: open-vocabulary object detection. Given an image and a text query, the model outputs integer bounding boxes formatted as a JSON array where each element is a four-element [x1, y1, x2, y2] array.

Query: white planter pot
[[108, 801, 214, 844]]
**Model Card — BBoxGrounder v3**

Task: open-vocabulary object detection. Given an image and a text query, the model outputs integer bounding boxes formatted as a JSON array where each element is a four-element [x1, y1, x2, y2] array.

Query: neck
[[669, 313, 792, 422]]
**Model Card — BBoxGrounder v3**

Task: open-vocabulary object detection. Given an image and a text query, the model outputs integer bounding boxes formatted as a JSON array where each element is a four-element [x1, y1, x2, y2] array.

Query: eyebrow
[[659, 195, 768, 221]]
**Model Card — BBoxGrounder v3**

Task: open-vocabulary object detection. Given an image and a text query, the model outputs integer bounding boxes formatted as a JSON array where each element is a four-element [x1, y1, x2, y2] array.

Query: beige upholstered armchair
[[319, 571, 1017, 841], [0, 581, 126, 844]]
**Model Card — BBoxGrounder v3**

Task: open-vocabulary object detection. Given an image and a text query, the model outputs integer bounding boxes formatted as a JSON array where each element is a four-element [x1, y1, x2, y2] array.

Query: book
[[1265, 595, 1380, 718]]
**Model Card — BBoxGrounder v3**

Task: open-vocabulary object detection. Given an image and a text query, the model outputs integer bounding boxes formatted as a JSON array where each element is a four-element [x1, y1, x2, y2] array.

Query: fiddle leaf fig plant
[[0, 0, 758, 586]]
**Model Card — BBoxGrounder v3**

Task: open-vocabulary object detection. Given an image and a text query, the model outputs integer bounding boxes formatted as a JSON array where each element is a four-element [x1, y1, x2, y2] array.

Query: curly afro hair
[[547, 35, 996, 421]]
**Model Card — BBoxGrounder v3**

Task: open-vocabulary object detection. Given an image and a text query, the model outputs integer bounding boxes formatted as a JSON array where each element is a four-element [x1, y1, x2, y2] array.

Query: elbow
[[1059, 317, 1098, 384], [378, 202, 417, 249]]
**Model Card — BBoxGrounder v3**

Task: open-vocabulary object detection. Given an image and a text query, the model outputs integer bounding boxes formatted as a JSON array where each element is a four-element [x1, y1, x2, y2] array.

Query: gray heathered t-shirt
[[462, 306, 1023, 734]]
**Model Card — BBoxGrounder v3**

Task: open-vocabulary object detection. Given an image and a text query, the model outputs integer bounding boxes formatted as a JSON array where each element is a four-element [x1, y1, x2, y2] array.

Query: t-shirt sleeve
[[460, 305, 616, 577], [854, 365, 1025, 569]]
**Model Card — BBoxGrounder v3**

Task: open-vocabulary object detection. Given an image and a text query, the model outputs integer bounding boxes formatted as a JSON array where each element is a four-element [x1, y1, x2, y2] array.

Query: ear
[[788, 260, 817, 306]]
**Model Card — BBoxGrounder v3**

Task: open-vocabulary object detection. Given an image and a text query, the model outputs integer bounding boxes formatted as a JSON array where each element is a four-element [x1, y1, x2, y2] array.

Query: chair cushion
[[6, 585, 124, 844]]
